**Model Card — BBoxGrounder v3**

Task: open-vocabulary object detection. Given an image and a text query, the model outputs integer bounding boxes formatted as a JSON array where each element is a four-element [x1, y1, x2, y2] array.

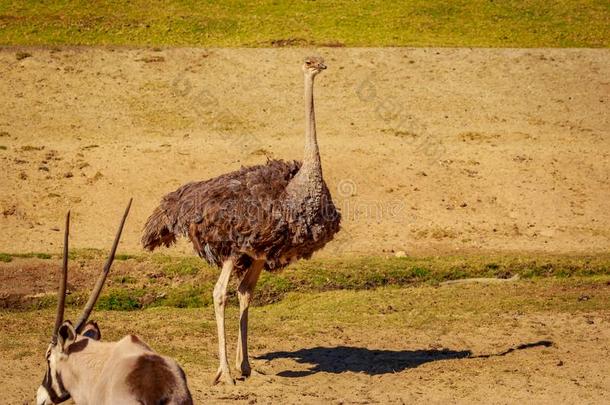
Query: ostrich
[[142, 56, 340, 385]]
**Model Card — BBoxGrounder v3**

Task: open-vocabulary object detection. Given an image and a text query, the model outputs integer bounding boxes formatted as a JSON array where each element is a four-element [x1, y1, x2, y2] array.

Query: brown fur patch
[[66, 338, 89, 354], [127, 354, 176, 405], [129, 334, 152, 350]]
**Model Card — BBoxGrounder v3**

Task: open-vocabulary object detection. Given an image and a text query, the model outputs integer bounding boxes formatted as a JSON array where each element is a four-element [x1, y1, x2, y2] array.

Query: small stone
[[557, 360, 564, 366], [395, 250, 407, 258], [3, 205, 16, 216], [87, 171, 104, 184], [16, 51, 32, 61], [64, 171, 73, 178]]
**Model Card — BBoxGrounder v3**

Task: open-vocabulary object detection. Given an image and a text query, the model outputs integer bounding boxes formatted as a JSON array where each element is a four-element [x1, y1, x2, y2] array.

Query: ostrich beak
[[319, 63, 327, 70]]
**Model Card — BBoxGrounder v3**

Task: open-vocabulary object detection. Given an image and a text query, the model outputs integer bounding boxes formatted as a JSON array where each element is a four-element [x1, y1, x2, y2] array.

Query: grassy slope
[[1, 251, 609, 310], [0, 0, 608, 47]]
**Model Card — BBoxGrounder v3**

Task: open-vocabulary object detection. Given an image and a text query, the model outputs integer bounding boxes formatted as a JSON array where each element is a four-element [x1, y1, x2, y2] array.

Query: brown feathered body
[[142, 159, 341, 275]]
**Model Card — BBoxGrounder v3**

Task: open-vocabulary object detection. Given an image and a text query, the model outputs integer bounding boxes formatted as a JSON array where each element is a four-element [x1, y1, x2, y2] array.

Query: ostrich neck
[[303, 74, 321, 173], [287, 73, 323, 198]]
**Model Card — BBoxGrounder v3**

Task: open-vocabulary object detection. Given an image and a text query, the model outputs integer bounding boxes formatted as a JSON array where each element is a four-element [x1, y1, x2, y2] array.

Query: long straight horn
[[75, 198, 132, 333], [51, 211, 70, 345]]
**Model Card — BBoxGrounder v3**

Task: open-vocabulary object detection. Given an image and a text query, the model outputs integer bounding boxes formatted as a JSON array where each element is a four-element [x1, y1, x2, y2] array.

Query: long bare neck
[[302, 73, 321, 173], [286, 73, 323, 199]]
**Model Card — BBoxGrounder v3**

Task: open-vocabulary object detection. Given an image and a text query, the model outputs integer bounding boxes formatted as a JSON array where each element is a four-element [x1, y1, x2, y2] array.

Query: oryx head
[[37, 200, 132, 405]]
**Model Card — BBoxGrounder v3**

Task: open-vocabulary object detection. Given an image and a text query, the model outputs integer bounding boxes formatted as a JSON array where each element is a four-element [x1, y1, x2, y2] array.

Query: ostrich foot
[[236, 362, 251, 379], [212, 366, 235, 386]]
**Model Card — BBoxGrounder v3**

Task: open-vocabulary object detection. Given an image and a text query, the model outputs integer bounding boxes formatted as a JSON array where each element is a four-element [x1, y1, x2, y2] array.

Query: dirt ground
[[0, 46, 609, 403], [0, 47, 608, 256], [1, 280, 609, 404]]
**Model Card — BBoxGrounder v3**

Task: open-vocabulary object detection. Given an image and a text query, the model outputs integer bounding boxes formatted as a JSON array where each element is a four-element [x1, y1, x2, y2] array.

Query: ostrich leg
[[236, 260, 265, 377], [213, 259, 235, 385]]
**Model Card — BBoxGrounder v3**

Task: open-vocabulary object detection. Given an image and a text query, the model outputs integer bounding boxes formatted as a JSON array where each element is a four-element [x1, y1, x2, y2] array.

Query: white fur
[[36, 385, 51, 405]]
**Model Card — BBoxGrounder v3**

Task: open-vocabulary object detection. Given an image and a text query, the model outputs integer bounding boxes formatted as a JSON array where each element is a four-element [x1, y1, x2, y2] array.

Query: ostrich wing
[[142, 159, 301, 266]]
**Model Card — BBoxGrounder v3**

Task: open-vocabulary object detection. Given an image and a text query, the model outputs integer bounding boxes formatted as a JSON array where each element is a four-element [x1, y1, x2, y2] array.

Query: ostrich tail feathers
[[141, 206, 177, 251]]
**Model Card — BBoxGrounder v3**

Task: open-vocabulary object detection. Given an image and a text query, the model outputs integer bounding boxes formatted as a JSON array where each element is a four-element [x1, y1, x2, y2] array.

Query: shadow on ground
[[257, 341, 552, 377]]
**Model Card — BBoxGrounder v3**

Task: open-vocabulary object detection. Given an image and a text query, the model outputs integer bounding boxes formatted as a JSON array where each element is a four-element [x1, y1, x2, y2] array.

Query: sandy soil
[[230, 315, 609, 405], [0, 47, 608, 256]]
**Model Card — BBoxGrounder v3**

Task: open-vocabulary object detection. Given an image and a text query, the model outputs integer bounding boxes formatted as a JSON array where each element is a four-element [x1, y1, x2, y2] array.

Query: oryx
[[37, 199, 193, 405]]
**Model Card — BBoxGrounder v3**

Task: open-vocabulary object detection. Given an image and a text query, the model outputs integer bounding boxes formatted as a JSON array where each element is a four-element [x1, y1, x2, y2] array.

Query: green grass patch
[[22, 292, 86, 311], [257, 274, 295, 304], [153, 284, 213, 309], [95, 288, 144, 311], [114, 253, 136, 261], [0, 1, 607, 47], [13, 252, 52, 259], [161, 257, 205, 277], [113, 275, 137, 284], [67, 248, 105, 260], [0, 252, 53, 261], [245, 254, 610, 304], [2, 253, 609, 311]]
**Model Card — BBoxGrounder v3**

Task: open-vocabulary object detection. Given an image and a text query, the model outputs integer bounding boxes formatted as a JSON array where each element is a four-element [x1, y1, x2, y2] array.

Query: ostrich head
[[302, 56, 327, 77]]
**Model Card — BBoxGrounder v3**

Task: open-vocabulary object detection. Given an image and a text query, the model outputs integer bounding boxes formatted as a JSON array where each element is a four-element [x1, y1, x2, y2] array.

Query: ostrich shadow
[[256, 341, 552, 377]]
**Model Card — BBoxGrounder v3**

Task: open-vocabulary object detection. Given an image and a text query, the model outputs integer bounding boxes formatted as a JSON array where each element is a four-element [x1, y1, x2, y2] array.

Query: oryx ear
[[58, 321, 76, 352], [81, 321, 101, 340]]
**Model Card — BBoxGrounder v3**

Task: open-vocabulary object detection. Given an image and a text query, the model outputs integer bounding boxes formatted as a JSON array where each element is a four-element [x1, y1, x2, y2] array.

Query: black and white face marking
[[37, 345, 70, 405]]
